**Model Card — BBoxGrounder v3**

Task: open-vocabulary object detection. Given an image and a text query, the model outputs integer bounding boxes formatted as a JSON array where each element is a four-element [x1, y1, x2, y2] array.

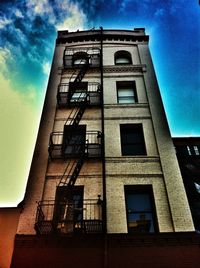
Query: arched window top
[[73, 51, 88, 65], [115, 50, 132, 65]]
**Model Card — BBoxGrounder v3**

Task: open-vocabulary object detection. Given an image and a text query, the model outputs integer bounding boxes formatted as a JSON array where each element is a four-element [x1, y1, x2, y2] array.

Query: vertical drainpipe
[[99, 27, 108, 268], [100, 26, 107, 234]]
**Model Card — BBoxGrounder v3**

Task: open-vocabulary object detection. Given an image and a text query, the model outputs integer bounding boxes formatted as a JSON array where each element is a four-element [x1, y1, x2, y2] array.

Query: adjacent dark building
[[173, 137, 200, 232]]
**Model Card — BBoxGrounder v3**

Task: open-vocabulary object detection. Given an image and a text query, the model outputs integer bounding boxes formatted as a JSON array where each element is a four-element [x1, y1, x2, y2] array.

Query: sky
[[0, 0, 199, 207]]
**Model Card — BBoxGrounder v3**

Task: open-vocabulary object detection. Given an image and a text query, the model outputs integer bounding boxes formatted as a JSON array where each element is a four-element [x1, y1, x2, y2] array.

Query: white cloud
[[26, 0, 53, 15], [42, 61, 51, 75], [15, 27, 27, 45], [0, 48, 13, 76], [15, 9, 24, 18], [0, 17, 12, 29], [24, 0, 88, 30], [25, 0, 56, 24], [56, 3, 87, 31], [0, 48, 11, 65]]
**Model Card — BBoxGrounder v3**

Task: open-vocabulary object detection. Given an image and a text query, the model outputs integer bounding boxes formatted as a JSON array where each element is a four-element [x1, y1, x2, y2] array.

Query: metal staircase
[[50, 56, 90, 233], [58, 149, 85, 187], [65, 97, 87, 126], [35, 46, 103, 235], [74, 64, 89, 83], [60, 58, 89, 187]]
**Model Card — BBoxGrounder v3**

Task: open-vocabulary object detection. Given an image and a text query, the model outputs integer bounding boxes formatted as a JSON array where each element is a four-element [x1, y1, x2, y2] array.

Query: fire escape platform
[[57, 82, 101, 107], [35, 199, 103, 235], [48, 131, 102, 159]]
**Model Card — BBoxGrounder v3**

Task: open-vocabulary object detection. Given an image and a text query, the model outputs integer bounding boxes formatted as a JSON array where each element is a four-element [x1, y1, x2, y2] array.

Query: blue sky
[[0, 0, 199, 206]]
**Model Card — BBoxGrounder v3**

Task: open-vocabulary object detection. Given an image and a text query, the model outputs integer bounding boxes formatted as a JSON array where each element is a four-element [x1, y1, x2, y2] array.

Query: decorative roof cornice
[[56, 28, 149, 44]]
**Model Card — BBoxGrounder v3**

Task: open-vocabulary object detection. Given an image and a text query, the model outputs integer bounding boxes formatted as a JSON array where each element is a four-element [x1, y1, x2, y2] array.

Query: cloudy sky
[[0, 0, 199, 206]]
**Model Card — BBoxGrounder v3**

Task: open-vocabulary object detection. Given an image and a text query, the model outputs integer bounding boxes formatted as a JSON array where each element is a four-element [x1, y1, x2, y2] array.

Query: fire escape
[[35, 47, 103, 235]]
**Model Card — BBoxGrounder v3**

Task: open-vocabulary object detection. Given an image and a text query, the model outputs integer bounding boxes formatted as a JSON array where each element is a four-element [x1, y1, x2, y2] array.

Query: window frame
[[116, 81, 138, 104], [124, 185, 157, 234], [72, 52, 89, 66], [177, 144, 200, 156], [68, 82, 88, 103], [114, 50, 132, 65], [54, 186, 84, 228], [62, 125, 86, 156], [193, 146, 200, 156], [120, 124, 146, 156]]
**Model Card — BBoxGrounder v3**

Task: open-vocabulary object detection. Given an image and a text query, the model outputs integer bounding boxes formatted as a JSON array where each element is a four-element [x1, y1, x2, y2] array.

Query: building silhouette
[[10, 28, 200, 267], [173, 137, 200, 232]]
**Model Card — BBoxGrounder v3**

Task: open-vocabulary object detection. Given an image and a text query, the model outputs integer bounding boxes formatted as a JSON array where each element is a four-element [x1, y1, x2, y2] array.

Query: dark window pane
[[63, 125, 86, 155], [127, 212, 154, 233], [125, 186, 156, 234], [117, 81, 138, 104], [122, 145, 146, 155], [120, 124, 146, 156], [54, 186, 84, 225], [126, 194, 152, 211]]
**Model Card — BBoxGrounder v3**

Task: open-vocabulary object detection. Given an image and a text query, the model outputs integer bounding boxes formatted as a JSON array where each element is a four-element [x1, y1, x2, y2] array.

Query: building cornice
[[56, 28, 149, 44]]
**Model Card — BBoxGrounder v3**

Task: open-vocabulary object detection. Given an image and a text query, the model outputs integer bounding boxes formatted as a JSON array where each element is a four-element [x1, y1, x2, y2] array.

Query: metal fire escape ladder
[[58, 148, 85, 187], [68, 55, 89, 99], [69, 51, 90, 81], [63, 91, 88, 160], [58, 55, 89, 190], [63, 55, 89, 149], [73, 63, 89, 83], [65, 97, 88, 127]]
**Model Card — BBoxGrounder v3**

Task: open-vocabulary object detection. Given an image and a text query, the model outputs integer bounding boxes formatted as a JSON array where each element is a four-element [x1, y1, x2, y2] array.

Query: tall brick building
[[11, 28, 200, 267]]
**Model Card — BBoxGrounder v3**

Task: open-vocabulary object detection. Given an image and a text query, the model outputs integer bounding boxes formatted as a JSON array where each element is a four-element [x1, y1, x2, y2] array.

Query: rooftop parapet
[[57, 28, 149, 44]]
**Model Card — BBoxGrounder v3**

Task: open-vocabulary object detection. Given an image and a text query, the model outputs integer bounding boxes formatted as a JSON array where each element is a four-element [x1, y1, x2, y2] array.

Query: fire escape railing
[[63, 47, 100, 69], [35, 199, 103, 235], [57, 82, 101, 107], [48, 131, 102, 159], [64, 48, 100, 56]]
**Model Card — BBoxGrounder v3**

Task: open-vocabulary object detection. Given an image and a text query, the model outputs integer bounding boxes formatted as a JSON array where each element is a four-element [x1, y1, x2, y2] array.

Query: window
[[120, 124, 146, 156], [117, 81, 138, 104], [73, 52, 88, 66], [115, 50, 132, 65], [187, 146, 192, 155], [194, 146, 200, 156], [62, 125, 86, 156], [69, 82, 88, 103], [54, 186, 84, 232], [125, 186, 156, 234], [176, 144, 200, 156], [194, 182, 200, 193]]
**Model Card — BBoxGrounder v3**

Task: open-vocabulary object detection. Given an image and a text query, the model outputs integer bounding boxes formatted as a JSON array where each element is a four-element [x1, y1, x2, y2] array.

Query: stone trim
[[60, 65, 146, 74], [104, 103, 149, 109], [45, 174, 102, 179], [105, 156, 160, 163], [104, 116, 151, 120], [103, 65, 146, 73], [106, 174, 163, 178]]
